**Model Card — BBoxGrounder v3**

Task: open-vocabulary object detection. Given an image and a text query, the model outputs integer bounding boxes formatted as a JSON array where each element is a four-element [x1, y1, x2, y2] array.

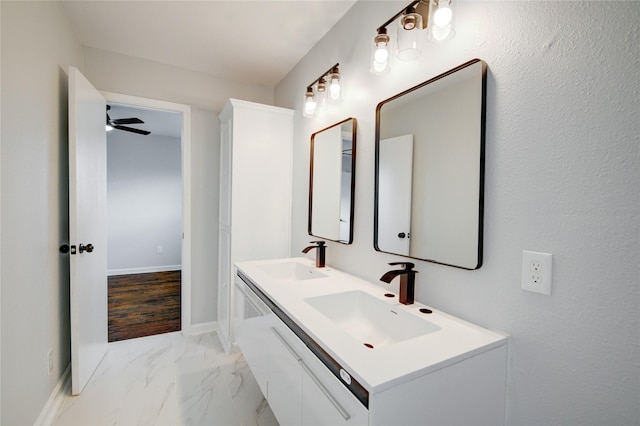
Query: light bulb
[[431, 26, 451, 41], [105, 124, 114, 132], [373, 59, 388, 73], [329, 79, 340, 100], [303, 88, 317, 117], [327, 69, 342, 103], [429, 0, 456, 42], [304, 98, 316, 115], [434, 6, 452, 27], [374, 45, 389, 63], [370, 30, 391, 75]]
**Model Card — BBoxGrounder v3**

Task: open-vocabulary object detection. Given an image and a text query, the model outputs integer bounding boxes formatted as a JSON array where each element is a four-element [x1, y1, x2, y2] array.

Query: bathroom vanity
[[234, 257, 508, 425]]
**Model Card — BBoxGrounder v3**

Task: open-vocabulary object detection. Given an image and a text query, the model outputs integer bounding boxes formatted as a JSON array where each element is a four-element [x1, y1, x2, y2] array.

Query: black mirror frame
[[373, 59, 487, 270], [308, 117, 358, 244]]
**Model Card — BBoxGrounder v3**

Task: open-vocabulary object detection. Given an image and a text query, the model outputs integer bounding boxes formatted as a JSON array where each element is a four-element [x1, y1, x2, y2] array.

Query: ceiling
[[61, 0, 357, 88]]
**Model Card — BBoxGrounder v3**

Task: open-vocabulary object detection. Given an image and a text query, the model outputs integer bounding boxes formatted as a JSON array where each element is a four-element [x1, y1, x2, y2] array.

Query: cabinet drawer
[[267, 322, 303, 426], [300, 345, 369, 426], [234, 277, 271, 395]]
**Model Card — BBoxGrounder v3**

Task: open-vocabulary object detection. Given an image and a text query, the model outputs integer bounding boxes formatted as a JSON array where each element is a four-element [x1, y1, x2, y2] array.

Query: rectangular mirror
[[374, 59, 487, 269], [309, 118, 357, 244]]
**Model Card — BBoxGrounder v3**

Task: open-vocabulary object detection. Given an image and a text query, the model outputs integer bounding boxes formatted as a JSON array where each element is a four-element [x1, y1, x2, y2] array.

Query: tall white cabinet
[[217, 99, 294, 353]]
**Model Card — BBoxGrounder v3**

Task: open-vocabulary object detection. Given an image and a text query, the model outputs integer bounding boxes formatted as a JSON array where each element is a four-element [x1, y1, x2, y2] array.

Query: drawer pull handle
[[299, 360, 351, 421], [271, 327, 302, 361]]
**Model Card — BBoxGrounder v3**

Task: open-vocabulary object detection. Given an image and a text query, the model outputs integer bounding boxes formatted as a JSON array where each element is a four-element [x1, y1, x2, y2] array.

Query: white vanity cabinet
[[234, 258, 509, 426], [235, 276, 302, 424], [217, 99, 293, 353], [235, 275, 368, 426]]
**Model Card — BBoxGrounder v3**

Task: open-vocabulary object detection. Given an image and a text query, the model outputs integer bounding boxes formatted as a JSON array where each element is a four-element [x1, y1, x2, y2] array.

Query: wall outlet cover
[[522, 250, 552, 295]]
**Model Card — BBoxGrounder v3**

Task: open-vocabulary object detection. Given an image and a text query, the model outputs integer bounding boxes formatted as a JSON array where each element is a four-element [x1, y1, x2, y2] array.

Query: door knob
[[79, 243, 94, 253]]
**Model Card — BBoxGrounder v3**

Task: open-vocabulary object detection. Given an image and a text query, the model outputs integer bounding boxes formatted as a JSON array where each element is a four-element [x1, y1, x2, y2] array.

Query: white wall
[[1, 3, 277, 421], [83, 47, 273, 325], [0, 2, 84, 424], [276, 1, 639, 425], [107, 131, 182, 273], [84, 47, 274, 112]]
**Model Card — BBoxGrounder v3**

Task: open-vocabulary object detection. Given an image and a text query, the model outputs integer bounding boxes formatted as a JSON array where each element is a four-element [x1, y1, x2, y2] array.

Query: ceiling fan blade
[[114, 125, 151, 135], [112, 117, 144, 125]]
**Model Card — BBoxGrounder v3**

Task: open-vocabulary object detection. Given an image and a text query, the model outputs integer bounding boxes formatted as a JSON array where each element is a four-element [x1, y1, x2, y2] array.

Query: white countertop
[[235, 257, 508, 393]]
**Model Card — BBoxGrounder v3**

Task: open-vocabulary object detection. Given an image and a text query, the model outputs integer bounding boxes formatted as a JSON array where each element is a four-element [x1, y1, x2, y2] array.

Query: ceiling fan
[[106, 105, 151, 135]]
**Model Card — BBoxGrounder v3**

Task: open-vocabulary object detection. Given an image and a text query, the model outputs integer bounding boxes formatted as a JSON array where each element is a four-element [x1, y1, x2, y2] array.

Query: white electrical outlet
[[522, 250, 552, 295], [156, 245, 163, 254], [47, 348, 54, 375]]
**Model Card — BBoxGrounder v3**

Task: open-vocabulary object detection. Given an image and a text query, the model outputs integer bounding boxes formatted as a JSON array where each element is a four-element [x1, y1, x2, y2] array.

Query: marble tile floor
[[54, 331, 278, 426]]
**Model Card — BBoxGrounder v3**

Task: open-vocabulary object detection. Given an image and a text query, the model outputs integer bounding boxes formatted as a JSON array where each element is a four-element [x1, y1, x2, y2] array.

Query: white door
[[377, 135, 414, 256], [68, 67, 108, 395]]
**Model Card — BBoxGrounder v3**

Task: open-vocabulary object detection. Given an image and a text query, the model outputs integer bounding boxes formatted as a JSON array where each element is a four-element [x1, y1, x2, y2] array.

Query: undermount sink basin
[[258, 261, 327, 282], [305, 290, 441, 349]]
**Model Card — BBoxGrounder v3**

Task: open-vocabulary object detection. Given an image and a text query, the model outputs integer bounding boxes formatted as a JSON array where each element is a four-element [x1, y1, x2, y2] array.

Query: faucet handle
[[388, 261, 415, 271]]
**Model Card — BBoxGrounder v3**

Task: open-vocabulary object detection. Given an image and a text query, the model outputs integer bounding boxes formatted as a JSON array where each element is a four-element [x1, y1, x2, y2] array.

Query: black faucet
[[302, 241, 326, 268], [380, 262, 418, 305]]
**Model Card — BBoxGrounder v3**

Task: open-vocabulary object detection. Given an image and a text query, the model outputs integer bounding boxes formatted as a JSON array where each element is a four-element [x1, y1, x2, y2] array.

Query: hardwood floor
[[108, 270, 181, 342]]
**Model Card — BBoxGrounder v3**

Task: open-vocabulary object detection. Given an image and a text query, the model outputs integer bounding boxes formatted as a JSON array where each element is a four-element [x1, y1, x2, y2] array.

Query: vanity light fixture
[[428, 0, 456, 42], [303, 63, 342, 118], [303, 87, 317, 117], [397, 4, 423, 60], [370, 28, 391, 75], [370, 0, 456, 74]]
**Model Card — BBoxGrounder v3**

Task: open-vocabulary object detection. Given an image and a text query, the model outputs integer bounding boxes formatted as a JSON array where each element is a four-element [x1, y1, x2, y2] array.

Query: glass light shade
[[370, 31, 391, 75], [397, 12, 423, 61], [428, 0, 456, 42], [316, 79, 328, 112], [303, 89, 317, 117], [327, 71, 342, 103]]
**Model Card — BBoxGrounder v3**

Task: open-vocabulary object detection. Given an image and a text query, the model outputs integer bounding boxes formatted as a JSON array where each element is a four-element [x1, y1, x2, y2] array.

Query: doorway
[[102, 92, 192, 339]]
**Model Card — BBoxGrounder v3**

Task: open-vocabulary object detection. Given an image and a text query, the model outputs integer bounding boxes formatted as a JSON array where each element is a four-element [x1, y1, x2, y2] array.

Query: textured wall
[[0, 2, 84, 424], [276, 1, 640, 424]]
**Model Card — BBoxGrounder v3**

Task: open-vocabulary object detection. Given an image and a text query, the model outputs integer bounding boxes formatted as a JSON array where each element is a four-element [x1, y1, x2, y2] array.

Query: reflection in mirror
[[309, 118, 357, 244], [374, 59, 487, 269]]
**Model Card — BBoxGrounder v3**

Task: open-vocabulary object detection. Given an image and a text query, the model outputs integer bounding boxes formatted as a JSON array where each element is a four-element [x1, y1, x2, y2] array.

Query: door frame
[[101, 92, 193, 335]]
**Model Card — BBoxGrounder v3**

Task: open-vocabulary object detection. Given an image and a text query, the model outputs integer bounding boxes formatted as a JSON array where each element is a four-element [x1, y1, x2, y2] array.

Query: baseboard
[[34, 364, 70, 426], [108, 265, 182, 276], [187, 321, 217, 336]]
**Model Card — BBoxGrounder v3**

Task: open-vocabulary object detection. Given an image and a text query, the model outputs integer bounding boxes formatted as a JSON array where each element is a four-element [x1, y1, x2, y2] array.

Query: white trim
[[107, 265, 182, 276], [34, 365, 71, 426], [100, 92, 193, 335], [187, 321, 217, 336]]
